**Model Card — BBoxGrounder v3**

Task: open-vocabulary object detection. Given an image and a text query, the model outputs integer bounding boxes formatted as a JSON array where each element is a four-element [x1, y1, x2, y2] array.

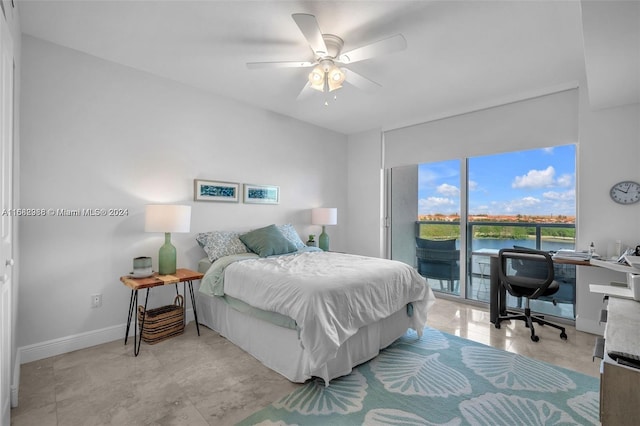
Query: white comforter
[[214, 251, 435, 373]]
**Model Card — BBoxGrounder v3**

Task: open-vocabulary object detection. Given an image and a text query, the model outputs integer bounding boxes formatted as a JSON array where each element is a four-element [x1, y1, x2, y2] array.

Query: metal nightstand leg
[[185, 280, 200, 336], [124, 288, 150, 356], [124, 289, 136, 345], [134, 289, 150, 356]]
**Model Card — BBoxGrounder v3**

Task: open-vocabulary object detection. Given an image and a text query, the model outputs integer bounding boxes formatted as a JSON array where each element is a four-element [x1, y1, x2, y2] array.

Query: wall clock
[[609, 181, 640, 205]]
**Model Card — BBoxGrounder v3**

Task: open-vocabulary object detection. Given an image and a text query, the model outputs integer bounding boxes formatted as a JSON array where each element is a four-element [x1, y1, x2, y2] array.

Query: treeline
[[419, 224, 575, 240]]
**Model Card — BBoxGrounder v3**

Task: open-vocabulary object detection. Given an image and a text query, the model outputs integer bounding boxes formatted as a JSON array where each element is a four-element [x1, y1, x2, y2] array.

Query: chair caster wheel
[[560, 332, 567, 340], [494, 323, 501, 329], [531, 335, 539, 342]]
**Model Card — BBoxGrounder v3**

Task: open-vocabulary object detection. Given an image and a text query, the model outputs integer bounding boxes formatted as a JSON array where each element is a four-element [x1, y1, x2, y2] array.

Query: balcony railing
[[415, 220, 575, 251]]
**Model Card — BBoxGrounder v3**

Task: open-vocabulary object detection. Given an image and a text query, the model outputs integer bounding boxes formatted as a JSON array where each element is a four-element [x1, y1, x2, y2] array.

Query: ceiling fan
[[246, 13, 407, 101]]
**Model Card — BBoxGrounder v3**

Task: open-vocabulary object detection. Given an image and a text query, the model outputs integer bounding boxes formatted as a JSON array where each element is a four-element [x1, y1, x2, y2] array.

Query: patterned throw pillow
[[278, 223, 306, 249], [196, 231, 248, 262]]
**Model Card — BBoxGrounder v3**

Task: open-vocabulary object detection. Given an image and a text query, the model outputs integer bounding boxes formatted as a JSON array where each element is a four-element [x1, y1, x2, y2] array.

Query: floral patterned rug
[[237, 327, 600, 425]]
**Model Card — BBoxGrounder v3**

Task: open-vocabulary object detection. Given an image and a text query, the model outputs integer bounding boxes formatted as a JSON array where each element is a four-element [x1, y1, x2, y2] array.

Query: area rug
[[237, 327, 600, 425]]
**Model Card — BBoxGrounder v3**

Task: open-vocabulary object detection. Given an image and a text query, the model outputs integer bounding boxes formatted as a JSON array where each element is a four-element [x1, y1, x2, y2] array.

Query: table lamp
[[311, 207, 337, 251], [145, 204, 191, 275]]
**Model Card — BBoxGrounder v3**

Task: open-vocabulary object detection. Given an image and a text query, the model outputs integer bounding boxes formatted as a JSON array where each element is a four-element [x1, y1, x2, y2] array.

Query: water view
[[471, 238, 574, 252]]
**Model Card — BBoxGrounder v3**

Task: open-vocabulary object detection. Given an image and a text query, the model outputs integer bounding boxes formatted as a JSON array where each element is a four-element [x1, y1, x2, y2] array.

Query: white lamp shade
[[311, 208, 338, 226], [145, 205, 191, 233]]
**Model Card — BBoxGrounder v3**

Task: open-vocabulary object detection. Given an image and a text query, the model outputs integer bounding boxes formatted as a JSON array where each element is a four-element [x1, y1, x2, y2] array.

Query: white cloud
[[556, 173, 573, 187], [512, 166, 556, 189], [437, 183, 459, 197], [542, 147, 554, 155], [521, 196, 542, 206], [468, 180, 479, 191], [481, 195, 578, 216], [543, 190, 575, 201], [419, 197, 456, 214], [490, 197, 542, 214]]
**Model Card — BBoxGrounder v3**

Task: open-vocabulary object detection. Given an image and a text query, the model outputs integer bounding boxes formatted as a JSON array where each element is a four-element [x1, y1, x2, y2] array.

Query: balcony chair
[[415, 238, 460, 292], [495, 248, 568, 342]]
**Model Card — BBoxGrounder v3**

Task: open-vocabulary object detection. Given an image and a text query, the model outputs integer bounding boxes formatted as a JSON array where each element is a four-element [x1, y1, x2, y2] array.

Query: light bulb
[[327, 65, 345, 92], [308, 65, 325, 92]]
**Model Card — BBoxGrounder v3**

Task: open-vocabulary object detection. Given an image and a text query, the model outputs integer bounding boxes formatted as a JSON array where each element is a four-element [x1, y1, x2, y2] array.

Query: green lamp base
[[318, 226, 330, 251], [158, 232, 177, 275]]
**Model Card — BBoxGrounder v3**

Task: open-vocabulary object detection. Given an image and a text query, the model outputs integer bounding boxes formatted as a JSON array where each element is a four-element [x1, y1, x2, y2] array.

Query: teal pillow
[[239, 224, 297, 257]]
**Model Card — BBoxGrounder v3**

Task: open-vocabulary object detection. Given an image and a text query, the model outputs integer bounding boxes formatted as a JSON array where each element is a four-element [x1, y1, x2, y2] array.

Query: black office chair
[[415, 238, 460, 292], [495, 248, 568, 342], [513, 245, 576, 316]]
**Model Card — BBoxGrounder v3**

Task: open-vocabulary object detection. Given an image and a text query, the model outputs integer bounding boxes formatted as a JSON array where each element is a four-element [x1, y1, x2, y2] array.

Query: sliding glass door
[[390, 144, 577, 319]]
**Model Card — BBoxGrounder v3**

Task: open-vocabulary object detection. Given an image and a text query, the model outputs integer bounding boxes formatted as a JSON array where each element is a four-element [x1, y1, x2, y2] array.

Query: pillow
[[196, 231, 248, 262], [277, 223, 306, 249], [239, 224, 297, 257]]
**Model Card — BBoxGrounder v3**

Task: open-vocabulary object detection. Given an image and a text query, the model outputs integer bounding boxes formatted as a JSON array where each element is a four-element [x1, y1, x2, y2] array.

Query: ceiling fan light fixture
[[327, 65, 345, 92], [309, 63, 345, 93], [308, 65, 325, 92], [248, 14, 406, 100]]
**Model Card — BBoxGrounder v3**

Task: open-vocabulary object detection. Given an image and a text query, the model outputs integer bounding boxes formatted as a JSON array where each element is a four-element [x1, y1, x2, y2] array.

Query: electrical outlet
[[91, 294, 102, 308]]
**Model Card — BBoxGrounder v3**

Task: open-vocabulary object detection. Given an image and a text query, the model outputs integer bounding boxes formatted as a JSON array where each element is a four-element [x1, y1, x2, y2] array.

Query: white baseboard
[[18, 309, 195, 364]]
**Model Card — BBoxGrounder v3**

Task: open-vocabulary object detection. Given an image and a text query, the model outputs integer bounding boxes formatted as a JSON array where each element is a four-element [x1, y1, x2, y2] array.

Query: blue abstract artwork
[[244, 184, 279, 204], [201, 185, 236, 198], [194, 180, 239, 202]]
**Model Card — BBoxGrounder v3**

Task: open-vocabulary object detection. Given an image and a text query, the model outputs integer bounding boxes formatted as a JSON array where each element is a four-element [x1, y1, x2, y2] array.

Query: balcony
[[415, 220, 576, 319]]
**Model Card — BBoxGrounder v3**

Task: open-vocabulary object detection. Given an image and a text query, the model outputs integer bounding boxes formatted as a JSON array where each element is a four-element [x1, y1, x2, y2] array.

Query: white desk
[[598, 297, 640, 425], [589, 258, 640, 300], [587, 259, 640, 425]]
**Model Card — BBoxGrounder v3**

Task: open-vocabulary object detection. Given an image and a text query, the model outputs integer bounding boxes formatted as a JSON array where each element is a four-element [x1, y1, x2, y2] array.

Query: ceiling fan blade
[[292, 13, 329, 57], [344, 68, 382, 91], [338, 34, 407, 64], [247, 61, 314, 69], [296, 82, 316, 101]]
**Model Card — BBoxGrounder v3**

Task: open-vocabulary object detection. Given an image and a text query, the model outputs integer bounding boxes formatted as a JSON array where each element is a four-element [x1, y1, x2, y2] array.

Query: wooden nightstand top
[[120, 268, 204, 290]]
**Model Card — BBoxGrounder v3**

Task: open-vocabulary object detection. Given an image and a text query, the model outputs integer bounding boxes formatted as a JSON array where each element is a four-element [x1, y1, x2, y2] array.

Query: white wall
[[575, 98, 640, 333], [346, 129, 383, 257], [17, 35, 348, 358]]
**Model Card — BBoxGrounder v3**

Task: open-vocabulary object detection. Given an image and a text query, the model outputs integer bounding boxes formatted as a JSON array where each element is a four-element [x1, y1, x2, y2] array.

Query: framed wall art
[[243, 184, 280, 205], [194, 179, 240, 202]]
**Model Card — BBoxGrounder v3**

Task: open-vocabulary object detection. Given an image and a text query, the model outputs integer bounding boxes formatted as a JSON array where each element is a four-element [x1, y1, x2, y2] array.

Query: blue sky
[[418, 145, 576, 217]]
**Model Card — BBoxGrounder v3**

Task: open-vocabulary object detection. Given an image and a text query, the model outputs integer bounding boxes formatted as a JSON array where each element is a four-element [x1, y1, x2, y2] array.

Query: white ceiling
[[17, 1, 639, 135]]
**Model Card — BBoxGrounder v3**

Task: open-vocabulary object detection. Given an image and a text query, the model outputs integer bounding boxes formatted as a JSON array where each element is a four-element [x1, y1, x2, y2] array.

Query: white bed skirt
[[196, 292, 412, 384]]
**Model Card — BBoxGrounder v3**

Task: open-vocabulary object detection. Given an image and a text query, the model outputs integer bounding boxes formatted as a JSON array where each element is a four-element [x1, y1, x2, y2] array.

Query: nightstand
[[120, 268, 204, 356]]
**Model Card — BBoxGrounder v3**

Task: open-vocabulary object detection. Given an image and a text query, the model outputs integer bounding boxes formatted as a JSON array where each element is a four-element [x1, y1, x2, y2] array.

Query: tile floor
[[11, 298, 600, 425]]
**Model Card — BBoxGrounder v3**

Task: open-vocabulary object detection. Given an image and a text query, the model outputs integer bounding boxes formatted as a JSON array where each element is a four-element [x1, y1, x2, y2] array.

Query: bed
[[194, 224, 435, 384]]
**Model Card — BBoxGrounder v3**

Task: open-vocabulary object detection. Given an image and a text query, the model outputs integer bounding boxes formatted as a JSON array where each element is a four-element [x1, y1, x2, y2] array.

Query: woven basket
[[137, 294, 185, 344]]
